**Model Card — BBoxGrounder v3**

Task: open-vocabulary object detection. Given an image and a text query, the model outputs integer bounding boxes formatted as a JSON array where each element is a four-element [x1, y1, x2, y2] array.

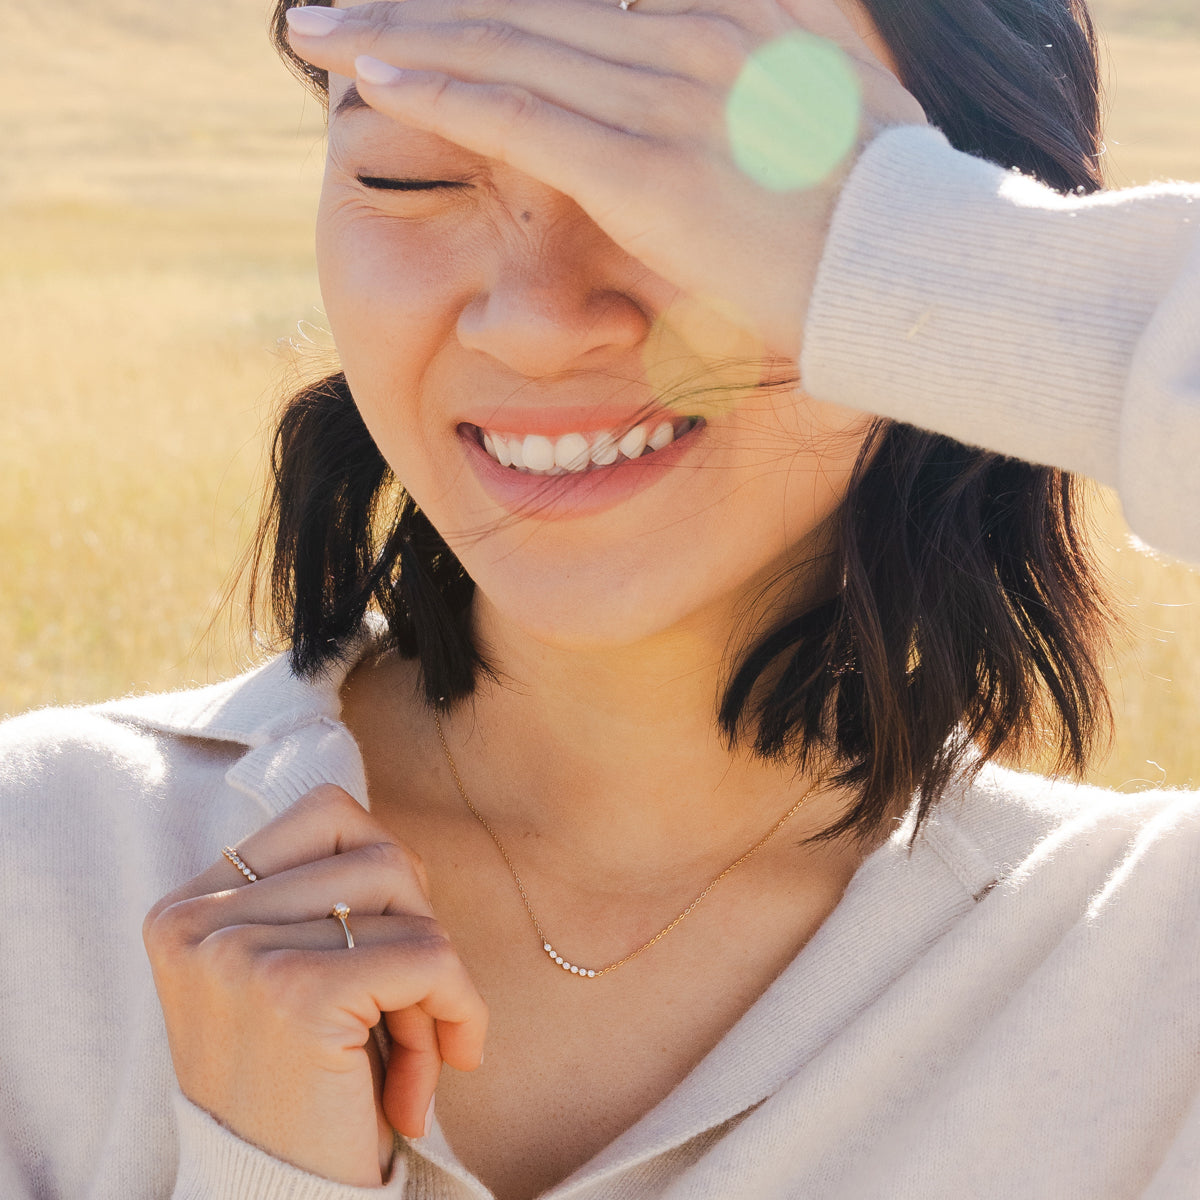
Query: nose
[[455, 211, 650, 379]]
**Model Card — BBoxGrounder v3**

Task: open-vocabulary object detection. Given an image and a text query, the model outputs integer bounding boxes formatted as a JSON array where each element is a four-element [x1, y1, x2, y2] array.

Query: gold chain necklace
[[433, 713, 817, 980]]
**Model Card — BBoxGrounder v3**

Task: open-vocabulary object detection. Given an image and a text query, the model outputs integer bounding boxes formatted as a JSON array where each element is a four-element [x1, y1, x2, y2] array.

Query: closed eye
[[356, 175, 471, 192]]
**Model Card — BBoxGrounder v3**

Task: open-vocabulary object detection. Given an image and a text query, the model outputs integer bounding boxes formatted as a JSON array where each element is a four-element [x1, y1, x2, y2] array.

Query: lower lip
[[458, 422, 707, 519]]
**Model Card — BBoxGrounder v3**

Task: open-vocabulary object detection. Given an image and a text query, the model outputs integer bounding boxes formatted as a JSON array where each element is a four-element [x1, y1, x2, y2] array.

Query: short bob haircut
[[255, 0, 1113, 846]]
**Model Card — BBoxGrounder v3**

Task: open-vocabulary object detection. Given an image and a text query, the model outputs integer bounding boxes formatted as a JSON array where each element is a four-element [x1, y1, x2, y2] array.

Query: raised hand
[[143, 785, 488, 1187], [285, 0, 926, 360]]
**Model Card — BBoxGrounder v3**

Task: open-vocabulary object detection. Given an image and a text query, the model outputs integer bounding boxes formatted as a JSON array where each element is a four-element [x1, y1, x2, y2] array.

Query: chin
[[471, 567, 708, 654], [464, 532, 825, 661]]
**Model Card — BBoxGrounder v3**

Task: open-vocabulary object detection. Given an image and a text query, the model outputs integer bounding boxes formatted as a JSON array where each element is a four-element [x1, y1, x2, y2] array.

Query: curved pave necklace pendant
[[434, 713, 816, 979]]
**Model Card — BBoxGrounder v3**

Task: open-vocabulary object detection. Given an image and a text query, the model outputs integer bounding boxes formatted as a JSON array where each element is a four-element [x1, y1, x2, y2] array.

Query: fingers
[[146, 784, 423, 920], [382, 1005, 444, 1137], [200, 917, 487, 1033], [158, 838, 437, 945], [285, 0, 777, 98], [323, 18, 698, 139], [231, 784, 401, 879], [296, 0, 778, 80], [288, 0, 878, 91], [162, 912, 488, 1101], [145, 778, 488, 1058]]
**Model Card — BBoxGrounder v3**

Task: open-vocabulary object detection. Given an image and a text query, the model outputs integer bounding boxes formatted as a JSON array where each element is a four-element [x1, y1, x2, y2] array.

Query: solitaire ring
[[329, 902, 355, 949]]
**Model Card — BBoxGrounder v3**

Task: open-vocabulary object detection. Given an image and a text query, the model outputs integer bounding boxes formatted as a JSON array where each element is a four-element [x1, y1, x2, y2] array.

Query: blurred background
[[1, 0, 1198, 791]]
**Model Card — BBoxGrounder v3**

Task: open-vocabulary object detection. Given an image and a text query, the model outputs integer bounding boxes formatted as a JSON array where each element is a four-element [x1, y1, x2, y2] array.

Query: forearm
[[801, 124, 1200, 561]]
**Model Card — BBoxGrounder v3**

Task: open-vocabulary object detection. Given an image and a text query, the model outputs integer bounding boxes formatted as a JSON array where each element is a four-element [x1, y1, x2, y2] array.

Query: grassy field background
[[2, 1, 1199, 791]]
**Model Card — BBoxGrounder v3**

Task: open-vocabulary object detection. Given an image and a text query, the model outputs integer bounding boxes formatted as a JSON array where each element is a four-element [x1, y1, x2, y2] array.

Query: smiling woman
[[1, 0, 1199, 1198]]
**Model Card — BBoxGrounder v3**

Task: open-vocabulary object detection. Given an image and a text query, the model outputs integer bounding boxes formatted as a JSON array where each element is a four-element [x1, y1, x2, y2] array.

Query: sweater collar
[[95, 622, 385, 818], [94, 630, 376, 749]]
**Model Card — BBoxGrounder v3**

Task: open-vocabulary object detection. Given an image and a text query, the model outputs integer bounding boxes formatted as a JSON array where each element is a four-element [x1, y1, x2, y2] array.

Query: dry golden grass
[[2, 2, 1198, 791], [1098, 34, 1200, 186]]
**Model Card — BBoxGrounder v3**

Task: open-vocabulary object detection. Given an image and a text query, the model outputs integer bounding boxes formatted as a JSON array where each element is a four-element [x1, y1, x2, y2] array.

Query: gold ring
[[329, 902, 355, 949], [222, 845, 260, 883]]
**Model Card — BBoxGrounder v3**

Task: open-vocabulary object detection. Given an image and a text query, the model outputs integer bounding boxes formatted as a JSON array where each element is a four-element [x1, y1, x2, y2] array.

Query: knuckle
[[455, 0, 504, 20], [650, 73, 706, 125], [491, 84, 541, 130], [683, 15, 752, 83], [291, 784, 372, 846], [359, 837, 420, 879], [656, 82, 723, 143], [194, 923, 256, 986], [458, 20, 517, 61], [404, 915, 455, 960], [425, 72, 459, 112], [709, 0, 779, 39], [357, 844, 429, 892], [247, 947, 314, 1020], [357, 22, 394, 59], [142, 896, 203, 958], [141, 900, 171, 949], [300, 783, 360, 818], [353, 1, 405, 37]]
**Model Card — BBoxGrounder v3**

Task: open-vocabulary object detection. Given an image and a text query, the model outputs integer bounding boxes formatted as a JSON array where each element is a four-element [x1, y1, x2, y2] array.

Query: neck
[[436, 594, 852, 879]]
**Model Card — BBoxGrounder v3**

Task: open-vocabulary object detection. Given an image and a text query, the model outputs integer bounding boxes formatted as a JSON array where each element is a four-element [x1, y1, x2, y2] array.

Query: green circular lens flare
[[726, 32, 862, 192]]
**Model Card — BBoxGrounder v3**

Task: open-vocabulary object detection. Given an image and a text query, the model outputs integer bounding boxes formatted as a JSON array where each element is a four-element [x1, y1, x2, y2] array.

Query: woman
[[1, 0, 1197, 1198]]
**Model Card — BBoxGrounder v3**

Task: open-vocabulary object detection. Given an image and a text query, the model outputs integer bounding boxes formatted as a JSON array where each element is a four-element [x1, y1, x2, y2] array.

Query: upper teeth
[[480, 419, 695, 475]]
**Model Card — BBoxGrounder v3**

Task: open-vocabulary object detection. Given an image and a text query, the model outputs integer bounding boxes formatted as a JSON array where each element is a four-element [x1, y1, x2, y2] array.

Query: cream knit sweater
[[803, 125, 1200, 563], [1, 644, 1198, 1199], [2, 126, 1199, 1199]]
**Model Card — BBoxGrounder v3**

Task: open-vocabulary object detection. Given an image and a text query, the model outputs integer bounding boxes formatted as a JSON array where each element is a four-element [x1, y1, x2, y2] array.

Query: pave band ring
[[329, 902, 356, 949], [222, 845, 260, 883]]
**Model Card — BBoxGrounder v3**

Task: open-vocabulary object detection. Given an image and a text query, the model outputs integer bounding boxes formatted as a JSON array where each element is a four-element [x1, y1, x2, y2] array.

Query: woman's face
[[316, 1, 885, 650]]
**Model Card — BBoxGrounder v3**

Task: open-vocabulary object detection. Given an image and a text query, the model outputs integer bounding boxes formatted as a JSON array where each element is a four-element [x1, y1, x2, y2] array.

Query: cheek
[[317, 203, 453, 379], [314, 197, 478, 477]]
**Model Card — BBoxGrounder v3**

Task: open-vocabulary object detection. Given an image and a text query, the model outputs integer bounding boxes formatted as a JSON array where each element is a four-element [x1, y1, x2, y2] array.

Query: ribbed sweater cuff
[[800, 123, 1195, 488], [171, 1093, 407, 1200]]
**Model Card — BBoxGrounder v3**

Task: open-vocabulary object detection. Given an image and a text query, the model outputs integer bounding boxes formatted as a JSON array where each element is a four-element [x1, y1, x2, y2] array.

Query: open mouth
[[468, 416, 705, 476]]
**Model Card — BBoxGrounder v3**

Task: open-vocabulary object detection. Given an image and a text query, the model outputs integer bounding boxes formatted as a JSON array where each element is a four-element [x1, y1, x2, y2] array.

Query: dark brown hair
[[256, 0, 1112, 845]]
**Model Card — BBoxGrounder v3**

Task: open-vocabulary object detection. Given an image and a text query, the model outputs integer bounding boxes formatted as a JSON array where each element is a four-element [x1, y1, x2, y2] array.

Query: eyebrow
[[333, 83, 371, 118]]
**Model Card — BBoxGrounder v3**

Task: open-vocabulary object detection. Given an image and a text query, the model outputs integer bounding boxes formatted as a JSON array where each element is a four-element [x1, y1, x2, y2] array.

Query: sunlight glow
[[640, 293, 773, 417]]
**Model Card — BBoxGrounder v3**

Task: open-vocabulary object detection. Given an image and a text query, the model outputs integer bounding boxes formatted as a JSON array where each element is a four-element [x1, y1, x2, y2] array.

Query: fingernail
[[285, 6, 346, 36], [356, 54, 406, 86], [423, 1096, 436, 1138]]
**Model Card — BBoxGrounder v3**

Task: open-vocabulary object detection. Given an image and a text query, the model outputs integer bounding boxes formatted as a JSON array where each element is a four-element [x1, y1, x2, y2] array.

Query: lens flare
[[640, 293, 777, 419], [726, 32, 862, 192]]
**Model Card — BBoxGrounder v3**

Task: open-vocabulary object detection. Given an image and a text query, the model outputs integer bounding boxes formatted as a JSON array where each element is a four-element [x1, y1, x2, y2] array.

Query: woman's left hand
[[285, 0, 926, 361]]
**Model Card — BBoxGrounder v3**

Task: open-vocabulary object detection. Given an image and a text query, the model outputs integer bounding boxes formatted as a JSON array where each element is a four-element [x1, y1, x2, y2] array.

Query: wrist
[[172, 1092, 404, 1199]]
